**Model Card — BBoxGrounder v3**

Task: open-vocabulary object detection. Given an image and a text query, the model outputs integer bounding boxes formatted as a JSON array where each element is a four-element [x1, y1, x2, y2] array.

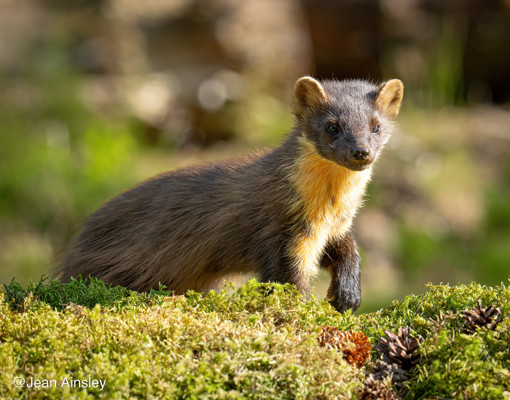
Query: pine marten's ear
[[293, 76, 328, 116], [376, 79, 404, 117]]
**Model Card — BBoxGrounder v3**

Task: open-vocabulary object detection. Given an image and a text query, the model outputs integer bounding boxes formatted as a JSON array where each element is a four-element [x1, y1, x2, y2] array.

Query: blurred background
[[1, 0, 509, 312]]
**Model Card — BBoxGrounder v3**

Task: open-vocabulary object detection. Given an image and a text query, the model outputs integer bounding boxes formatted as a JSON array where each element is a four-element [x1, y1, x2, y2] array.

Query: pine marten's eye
[[326, 125, 339, 135], [372, 124, 380, 134]]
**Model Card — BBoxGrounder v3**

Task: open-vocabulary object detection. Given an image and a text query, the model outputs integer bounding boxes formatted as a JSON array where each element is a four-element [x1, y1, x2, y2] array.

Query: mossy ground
[[0, 277, 509, 399]]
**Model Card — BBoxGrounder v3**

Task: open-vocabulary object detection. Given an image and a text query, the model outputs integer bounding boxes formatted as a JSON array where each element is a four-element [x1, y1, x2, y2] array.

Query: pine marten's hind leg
[[320, 233, 361, 313]]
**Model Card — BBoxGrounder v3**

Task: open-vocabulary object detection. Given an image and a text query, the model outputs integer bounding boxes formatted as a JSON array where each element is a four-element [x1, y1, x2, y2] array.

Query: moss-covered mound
[[1, 277, 509, 399]]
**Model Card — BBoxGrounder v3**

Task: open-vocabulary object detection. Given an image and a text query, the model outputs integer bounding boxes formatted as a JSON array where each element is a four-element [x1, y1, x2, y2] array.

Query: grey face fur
[[293, 78, 403, 171]]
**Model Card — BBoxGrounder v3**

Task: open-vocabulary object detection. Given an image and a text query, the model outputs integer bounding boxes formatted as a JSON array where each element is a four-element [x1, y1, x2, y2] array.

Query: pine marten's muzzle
[[345, 143, 373, 170], [352, 147, 370, 161]]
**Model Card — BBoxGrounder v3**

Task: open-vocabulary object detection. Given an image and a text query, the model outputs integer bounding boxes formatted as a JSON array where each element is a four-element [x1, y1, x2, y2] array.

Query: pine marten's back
[[60, 76, 403, 312]]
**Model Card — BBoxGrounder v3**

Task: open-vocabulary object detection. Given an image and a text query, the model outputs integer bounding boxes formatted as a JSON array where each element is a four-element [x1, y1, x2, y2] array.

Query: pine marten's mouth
[[342, 159, 373, 171]]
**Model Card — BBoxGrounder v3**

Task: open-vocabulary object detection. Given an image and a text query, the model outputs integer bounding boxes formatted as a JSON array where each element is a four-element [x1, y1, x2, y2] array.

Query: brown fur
[[59, 76, 403, 312]]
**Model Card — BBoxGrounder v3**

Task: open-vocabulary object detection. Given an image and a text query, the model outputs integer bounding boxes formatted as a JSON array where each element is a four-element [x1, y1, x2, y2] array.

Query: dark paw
[[328, 290, 361, 313]]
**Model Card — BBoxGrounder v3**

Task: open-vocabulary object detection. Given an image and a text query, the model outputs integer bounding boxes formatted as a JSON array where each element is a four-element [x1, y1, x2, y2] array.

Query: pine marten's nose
[[352, 147, 370, 161]]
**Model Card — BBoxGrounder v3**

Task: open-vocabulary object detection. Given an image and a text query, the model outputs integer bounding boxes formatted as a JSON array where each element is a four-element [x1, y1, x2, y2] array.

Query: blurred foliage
[[0, 37, 141, 285], [1, 0, 510, 313]]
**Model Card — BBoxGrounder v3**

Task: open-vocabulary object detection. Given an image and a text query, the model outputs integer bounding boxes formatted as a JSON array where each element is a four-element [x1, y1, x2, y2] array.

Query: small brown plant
[[372, 359, 408, 389], [462, 299, 502, 333], [375, 327, 424, 371], [317, 325, 371, 368], [359, 375, 401, 400]]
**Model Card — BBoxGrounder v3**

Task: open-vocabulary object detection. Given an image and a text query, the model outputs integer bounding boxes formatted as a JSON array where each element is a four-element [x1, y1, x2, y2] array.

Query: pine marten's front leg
[[320, 233, 361, 313]]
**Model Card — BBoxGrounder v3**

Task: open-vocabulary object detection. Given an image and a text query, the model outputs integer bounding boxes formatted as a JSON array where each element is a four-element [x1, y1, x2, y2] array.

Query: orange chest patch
[[285, 140, 372, 277], [291, 141, 372, 232]]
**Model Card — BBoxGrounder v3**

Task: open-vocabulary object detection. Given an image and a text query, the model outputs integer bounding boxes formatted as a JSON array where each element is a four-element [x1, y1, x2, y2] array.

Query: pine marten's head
[[292, 77, 403, 171]]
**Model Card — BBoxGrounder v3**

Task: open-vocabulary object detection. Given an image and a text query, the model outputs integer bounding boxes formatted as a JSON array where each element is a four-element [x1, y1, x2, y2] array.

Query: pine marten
[[60, 76, 403, 312]]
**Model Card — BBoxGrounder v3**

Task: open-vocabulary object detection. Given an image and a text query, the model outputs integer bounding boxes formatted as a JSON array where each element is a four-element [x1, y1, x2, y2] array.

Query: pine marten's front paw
[[328, 288, 361, 313]]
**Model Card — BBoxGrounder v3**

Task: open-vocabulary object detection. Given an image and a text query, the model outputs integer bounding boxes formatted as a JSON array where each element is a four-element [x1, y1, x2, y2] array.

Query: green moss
[[3, 276, 170, 311], [1, 278, 509, 399]]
